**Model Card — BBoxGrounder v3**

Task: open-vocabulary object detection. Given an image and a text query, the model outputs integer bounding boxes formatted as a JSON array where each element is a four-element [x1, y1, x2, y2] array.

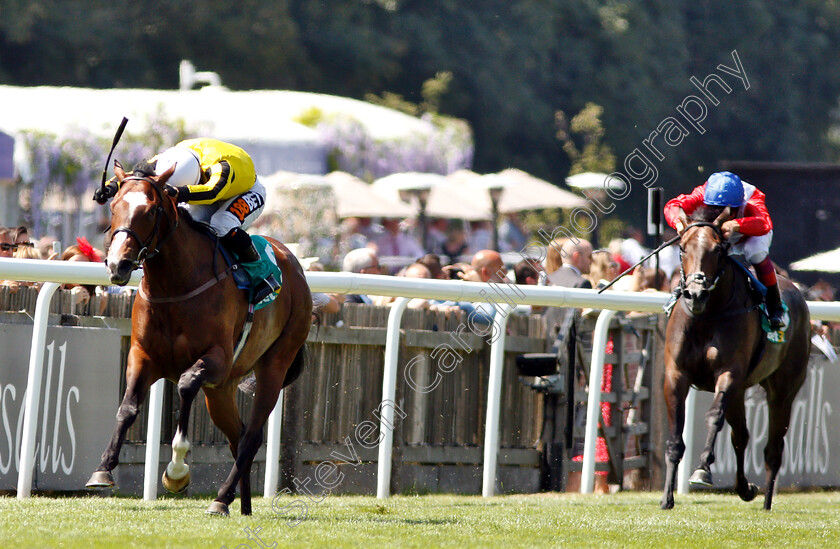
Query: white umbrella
[[324, 171, 416, 218], [489, 168, 588, 212], [372, 171, 492, 220], [565, 171, 626, 191], [262, 170, 415, 218], [790, 247, 840, 273], [566, 172, 625, 190]]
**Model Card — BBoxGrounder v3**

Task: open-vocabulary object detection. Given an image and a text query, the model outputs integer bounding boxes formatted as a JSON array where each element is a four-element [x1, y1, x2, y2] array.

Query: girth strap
[[137, 266, 233, 304]]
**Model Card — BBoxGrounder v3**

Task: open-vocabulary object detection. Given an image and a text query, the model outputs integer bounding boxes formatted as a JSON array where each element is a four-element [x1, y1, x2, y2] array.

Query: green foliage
[[556, 103, 617, 176], [420, 71, 452, 114], [364, 91, 420, 116], [294, 106, 326, 128]]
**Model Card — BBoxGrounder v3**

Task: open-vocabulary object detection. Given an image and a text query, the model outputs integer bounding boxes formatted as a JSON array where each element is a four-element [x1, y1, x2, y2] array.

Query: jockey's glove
[[164, 185, 191, 203], [93, 181, 118, 204]]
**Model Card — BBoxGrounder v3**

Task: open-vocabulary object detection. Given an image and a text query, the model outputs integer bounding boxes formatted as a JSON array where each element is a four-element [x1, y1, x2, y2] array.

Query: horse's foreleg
[[163, 348, 227, 494], [690, 371, 739, 487], [86, 363, 153, 489], [724, 396, 757, 502], [661, 370, 689, 510], [203, 386, 246, 511]]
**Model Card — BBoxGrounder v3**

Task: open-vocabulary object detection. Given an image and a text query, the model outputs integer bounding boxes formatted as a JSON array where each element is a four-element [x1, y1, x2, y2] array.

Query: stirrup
[[768, 309, 786, 330], [251, 275, 280, 305]]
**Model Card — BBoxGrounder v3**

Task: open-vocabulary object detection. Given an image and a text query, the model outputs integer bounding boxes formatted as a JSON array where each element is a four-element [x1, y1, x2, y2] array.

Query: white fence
[[3, 258, 840, 500]]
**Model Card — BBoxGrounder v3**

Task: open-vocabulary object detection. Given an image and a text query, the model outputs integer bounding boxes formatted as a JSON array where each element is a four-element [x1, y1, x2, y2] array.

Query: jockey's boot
[[764, 283, 786, 331], [754, 256, 785, 330], [221, 228, 281, 304]]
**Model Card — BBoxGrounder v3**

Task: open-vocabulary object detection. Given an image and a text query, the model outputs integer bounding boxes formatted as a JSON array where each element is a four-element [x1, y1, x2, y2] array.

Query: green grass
[[2, 491, 840, 548]]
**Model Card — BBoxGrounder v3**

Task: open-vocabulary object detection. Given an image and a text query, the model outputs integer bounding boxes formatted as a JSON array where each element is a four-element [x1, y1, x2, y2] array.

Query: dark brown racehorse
[[85, 163, 312, 516], [660, 206, 809, 510]]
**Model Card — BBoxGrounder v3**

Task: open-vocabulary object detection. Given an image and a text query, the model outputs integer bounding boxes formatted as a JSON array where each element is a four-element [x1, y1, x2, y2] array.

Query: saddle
[[190, 219, 282, 310]]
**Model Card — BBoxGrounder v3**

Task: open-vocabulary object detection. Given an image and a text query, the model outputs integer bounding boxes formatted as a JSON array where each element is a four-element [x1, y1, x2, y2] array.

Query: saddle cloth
[[729, 256, 789, 343], [220, 235, 283, 310]]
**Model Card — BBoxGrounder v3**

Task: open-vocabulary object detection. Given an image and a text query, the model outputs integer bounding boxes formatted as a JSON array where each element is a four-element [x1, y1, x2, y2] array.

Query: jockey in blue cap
[[663, 171, 785, 330]]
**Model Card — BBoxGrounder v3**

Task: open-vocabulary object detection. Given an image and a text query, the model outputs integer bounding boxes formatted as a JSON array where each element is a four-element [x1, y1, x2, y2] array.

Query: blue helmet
[[703, 171, 744, 207]]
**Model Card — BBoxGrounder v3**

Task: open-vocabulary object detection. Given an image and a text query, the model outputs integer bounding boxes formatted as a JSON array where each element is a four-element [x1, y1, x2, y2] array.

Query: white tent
[[789, 247, 840, 273], [0, 85, 438, 176]]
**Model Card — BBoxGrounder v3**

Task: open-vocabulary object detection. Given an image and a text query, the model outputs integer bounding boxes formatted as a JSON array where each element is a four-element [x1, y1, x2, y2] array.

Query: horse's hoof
[[660, 497, 675, 510], [205, 501, 230, 517], [85, 470, 115, 489], [161, 470, 190, 494], [689, 468, 713, 487], [739, 482, 758, 502]]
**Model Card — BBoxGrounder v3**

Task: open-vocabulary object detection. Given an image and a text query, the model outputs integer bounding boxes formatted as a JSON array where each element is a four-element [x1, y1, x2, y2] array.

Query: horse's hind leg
[[724, 396, 758, 502], [87, 357, 154, 489], [762, 379, 804, 510], [163, 348, 227, 494], [689, 372, 740, 487]]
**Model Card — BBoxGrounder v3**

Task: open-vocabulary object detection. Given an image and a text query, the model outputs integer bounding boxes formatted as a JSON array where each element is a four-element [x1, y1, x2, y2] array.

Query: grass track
[[2, 491, 839, 548]]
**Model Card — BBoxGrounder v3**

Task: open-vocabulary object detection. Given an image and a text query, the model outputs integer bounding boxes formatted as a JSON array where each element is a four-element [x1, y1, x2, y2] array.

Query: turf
[[2, 491, 839, 548]]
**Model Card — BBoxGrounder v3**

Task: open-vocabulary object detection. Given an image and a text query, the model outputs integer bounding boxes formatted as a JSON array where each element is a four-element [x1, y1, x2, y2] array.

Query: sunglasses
[[1, 242, 33, 251]]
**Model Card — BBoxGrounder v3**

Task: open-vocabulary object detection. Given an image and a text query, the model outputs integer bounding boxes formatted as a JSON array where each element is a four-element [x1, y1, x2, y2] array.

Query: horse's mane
[[175, 205, 224, 241], [689, 204, 727, 223]]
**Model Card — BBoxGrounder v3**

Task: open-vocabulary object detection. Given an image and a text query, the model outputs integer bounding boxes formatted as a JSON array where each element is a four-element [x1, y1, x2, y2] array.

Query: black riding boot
[[221, 228, 280, 304], [764, 283, 786, 331]]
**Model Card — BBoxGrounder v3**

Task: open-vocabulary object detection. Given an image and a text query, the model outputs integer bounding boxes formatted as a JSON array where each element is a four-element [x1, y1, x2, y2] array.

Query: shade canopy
[[372, 171, 492, 220], [790, 247, 840, 273], [262, 170, 415, 219], [489, 168, 588, 212]]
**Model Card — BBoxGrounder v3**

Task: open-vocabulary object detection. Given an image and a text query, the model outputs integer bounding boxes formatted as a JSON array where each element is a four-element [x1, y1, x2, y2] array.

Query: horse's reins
[[110, 175, 178, 269], [677, 221, 761, 318], [678, 221, 729, 293], [111, 174, 232, 304]]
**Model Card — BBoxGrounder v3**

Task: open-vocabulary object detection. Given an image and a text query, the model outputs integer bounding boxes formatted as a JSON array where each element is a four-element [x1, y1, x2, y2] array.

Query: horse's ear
[[155, 164, 177, 187], [114, 160, 126, 181], [713, 206, 732, 227]]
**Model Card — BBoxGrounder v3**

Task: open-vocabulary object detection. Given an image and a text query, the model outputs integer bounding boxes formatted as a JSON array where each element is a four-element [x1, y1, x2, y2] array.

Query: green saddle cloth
[[238, 235, 283, 310], [760, 300, 789, 343]]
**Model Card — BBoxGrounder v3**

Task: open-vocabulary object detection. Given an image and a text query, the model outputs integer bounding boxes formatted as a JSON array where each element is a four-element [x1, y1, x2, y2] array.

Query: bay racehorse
[[85, 163, 312, 516], [660, 206, 809, 510]]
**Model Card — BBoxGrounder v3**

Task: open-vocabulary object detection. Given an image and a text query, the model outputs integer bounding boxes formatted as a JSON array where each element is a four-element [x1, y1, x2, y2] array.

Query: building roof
[[0, 85, 433, 145]]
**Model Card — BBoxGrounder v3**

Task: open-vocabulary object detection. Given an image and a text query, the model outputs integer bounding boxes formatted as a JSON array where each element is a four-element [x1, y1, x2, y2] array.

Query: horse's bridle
[[678, 221, 731, 293], [109, 174, 178, 270]]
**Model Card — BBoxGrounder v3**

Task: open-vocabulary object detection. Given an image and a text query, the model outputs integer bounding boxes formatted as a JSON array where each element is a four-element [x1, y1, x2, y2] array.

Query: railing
[[4, 258, 840, 500]]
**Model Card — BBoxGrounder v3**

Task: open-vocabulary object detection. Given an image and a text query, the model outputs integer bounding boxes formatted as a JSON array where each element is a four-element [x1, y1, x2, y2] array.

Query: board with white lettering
[[690, 354, 839, 488], [0, 324, 120, 490]]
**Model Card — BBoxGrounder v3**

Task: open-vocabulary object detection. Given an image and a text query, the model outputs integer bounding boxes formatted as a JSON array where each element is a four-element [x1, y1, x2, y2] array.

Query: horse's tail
[[282, 344, 307, 389]]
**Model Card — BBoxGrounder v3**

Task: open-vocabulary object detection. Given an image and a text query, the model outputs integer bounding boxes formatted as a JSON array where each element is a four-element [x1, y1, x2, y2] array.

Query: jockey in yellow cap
[[95, 137, 279, 304]]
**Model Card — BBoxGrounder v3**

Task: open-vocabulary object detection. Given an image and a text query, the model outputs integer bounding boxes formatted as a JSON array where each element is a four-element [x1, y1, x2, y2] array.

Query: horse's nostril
[[118, 258, 134, 273]]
